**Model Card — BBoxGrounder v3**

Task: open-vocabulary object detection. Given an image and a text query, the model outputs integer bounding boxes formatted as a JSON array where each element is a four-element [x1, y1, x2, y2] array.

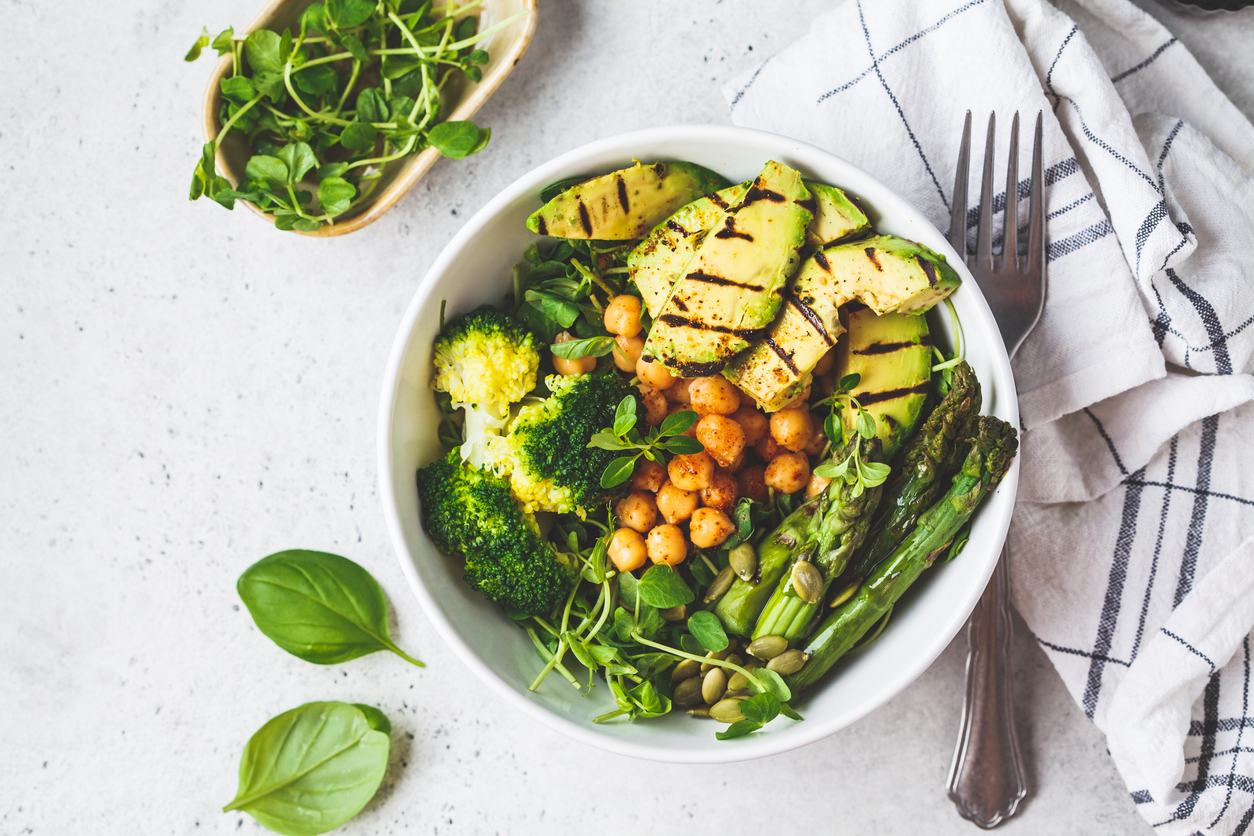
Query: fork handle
[[947, 555, 1027, 828]]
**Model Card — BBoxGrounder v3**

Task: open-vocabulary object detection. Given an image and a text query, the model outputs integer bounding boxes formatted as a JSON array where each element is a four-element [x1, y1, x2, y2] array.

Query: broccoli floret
[[416, 450, 576, 616], [485, 373, 646, 516], [433, 306, 540, 466]]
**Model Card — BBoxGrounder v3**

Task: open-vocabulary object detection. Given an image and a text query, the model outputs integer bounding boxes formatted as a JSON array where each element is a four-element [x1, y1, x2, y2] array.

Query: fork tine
[[975, 113, 997, 271], [1002, 112, 1020, 272], [1026, 110, 1045, 276], [948, 111, 972, 259]]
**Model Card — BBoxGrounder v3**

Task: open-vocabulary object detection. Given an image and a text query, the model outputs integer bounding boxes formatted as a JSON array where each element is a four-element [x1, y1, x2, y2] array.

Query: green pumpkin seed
[[729, 543, 757, 581], [703, 566, 736, 604], [829, 579, 860, 608], [686, 707, 711, 718], [748, 635, 788, 660], [700, 648, 730, 674], [725, 688, 753, 698], [672, 658, 701, 683], [710, 698, 746, 724], [766, 648, 809, 675], [674, 676, 705, 707], [724, 653, 743, 669], [791, 560, 824, 604], [659, 604, 687, 622], [727, 671, 749, 691], [702, 668, 727, 704]]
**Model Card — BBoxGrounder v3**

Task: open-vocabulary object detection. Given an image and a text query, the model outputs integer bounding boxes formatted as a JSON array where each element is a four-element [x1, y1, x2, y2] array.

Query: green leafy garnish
[[686, 610, 729, 652], [590, 397, 701, 489], [813, 374, 891, 497]]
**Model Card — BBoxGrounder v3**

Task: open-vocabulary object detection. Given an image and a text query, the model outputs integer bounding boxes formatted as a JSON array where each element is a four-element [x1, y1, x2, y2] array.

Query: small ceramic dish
[[378, 126, 1020, 763], [200, 0, 536, 237]]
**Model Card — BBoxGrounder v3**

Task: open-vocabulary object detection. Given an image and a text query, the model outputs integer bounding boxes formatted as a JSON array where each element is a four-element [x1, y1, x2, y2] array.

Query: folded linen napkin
[[725, 1, 1254, 832]]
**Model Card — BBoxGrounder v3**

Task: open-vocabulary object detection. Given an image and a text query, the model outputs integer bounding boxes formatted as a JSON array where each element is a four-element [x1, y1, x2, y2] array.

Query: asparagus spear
[[751, 435, 884, 644], [787, 415, 1018, 692], [842, 360, 982, 582], [713, 436, 881, 637]]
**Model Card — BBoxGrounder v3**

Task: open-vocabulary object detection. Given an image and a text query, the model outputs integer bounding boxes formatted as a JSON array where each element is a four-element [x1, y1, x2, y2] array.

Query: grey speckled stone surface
[[2, 1, 1251, 834]]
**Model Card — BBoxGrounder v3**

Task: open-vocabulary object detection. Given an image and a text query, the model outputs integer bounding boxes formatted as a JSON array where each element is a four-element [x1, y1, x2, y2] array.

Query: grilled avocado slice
[[834, 306, 933, 461], [526, 161, 729, 240], [628, 180, 869, 319], [723, 235, 959, 410], [642, 161, 813, 377]]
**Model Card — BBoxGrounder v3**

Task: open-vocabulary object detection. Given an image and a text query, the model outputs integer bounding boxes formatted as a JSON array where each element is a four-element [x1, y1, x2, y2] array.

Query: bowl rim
[[377, 124, 1020, 763], [199, 0, 537, 238]]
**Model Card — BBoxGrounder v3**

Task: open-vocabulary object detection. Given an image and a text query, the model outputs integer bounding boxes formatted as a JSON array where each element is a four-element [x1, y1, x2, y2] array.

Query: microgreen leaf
[[612, 396, 637, 438], [429, 121, 490, 160], [838, 373, 861, 391], [728, 497, 756, 548], [856, 409, 877, 440], [294, 63, 339, 96], [355, 88, 388, 124], [823, 412, 843, 446], [813, 456, 849, 480], [244, 29, 283, 73], [686, 610, 728, 652], [299, 4, 328, 33], [587, 432, 631, 452], [220, 75, 256, 104], [340, 32, 369, 62], [659, 436, 705, 455], [277, 142, 317, 184], [751, 668, 792, 703], [715, 719, 763, 740], [600, 455, 637, 489], [859, 459, 891, 487], [211, 27, 235, 56], [779, 703, 804, 722], [637, 565, 695, 609], [550, 335, 614, 360], [325, 0, 375, 28], [340, 120, 378, 151], [244, 155, 288, 190], [679, 632, 706, 657], [186, 28, 211, 62], [317, 176, 356, 216], [658, 409, 699, 437], [739, 692, 781, 725]]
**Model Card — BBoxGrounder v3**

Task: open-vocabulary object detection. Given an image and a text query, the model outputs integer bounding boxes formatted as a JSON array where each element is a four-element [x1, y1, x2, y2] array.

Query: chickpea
[[668, 451, 715, 491], [724, 448, 748, 473], [770, 408, 814, 453], [656, 481, 699, 524], [700, 471, 739, 514], [803, 416, 829, 456], [755, 434, 782, 462], [695, 414, 746, 468], [636, 355, 675, 390], [608, 528, 647, 572], [615, 491, 659, 533], [806, 472, 833, 499], [813, 348, 836, 377], [666, 403, 700, 438], [551, 331, 596, 375], [781, 381, 813, 410], [612, 334, 645, 372], [765, 452, 810, 495], [638, 385, 668, 426], [668, 377, 695, 405], [603, 294, 643, 337], [732, 406, 769, 445], [689, 376, 740, 415], [647, 524, 688, 566], [632, 458, 665, 492], [737, 464, 769, 504], [689, 507, 734, 549]]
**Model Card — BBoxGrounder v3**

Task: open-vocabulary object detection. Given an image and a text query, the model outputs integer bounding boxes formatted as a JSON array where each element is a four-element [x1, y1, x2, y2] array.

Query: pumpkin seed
[[700, 648, 730, 674], [748, 634, 788, 660], [674, 676, 705, 707], [672, 658, 701, 683], [791, 560, 824, 604], [727, 671, 749, 691], [766, 648, 809, 675], [710, 698, 747, 724], [702, 668, 727, 704], [725, 688, 753, 698], [659, 604, 687, 622], [829, 579, 860, 608], [729, 543, 757, 581], [724, 653, 744, 669], [702, 566, 736, 604], [686, 707, 711, 718]]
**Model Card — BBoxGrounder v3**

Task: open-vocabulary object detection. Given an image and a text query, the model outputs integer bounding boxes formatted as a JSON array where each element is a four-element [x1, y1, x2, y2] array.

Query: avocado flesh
[[643, 160, 812, 377], [526, 161, 729, 240], [835, 306, 932, 461], [805, 182, 871, 247], [628, 180, 868, 318], [723, 234, 959, 410], [628, 182, 750, 318]]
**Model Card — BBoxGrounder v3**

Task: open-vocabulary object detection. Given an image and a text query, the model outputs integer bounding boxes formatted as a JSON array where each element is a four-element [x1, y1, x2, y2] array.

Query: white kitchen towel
[[725, 1, 1254, 833]]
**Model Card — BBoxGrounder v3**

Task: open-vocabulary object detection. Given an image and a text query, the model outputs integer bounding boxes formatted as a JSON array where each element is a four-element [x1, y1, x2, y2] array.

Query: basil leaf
[[715, 719, 763, 741], [351, 703, 392, 735], [551, 335, 614, 360], [739, 692, 781, 725], [637, 565, 695, 609], [237, 550, 424, 667], [660, 436, 705, 455], [686, 610, 728, 652], [223, 702, 389, 835], [658, 409, 698, 437], [600, 455, 637, 489], [428, 121, 489, 160], [612, 396, 638, 437]]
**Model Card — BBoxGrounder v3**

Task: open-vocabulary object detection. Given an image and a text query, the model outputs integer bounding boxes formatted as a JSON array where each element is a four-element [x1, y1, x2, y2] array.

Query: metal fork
[[945, 111, 1045, 829]]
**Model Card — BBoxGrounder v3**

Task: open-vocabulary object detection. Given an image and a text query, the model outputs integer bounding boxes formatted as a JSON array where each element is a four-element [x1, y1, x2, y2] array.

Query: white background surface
[[3, 1, 1251, 834]]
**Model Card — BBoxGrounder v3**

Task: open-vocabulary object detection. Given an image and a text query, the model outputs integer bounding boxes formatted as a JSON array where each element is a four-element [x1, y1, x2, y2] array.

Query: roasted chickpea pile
[[564, 294, 834, 575]]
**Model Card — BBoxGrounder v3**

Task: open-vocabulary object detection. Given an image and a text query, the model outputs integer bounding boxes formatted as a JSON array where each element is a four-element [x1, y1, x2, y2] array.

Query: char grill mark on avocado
[[708, 192, 731, 210], [865, 248, 883, 271], [814, 251, 832, 273], [765, 337, 801, 376], [741, 184, 787, 205], [916, 255, 938, 286], [656, 314, 769, 342], [714, 217, 754, 242], [798, 196, 818, 214], [665, 218, 687, 235], [578, 201, 593, 236], [856, 334, 933, 355], [616, 176, 630, 214], [673, 358, 730, 377], [857, 381, 932, 407], [684, 270, 766, 292], [783, 289, 835, 346], [535, 216, 548, 235], [672, 297, 690, 312]]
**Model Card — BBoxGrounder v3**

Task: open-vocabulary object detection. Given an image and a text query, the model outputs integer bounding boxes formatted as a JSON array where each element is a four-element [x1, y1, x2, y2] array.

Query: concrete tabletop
[[3, 1, 1252, 834]]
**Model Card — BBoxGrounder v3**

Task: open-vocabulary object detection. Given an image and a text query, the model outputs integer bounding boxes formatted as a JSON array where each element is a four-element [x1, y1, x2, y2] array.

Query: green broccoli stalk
[[432, 305, 541, 467], [486, 373, 646, 517], [416, 451, 577, 616]]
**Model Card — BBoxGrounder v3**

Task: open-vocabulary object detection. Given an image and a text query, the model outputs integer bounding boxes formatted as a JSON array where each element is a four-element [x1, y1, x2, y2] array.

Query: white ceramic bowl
[[378, 125, 1019, 763]]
